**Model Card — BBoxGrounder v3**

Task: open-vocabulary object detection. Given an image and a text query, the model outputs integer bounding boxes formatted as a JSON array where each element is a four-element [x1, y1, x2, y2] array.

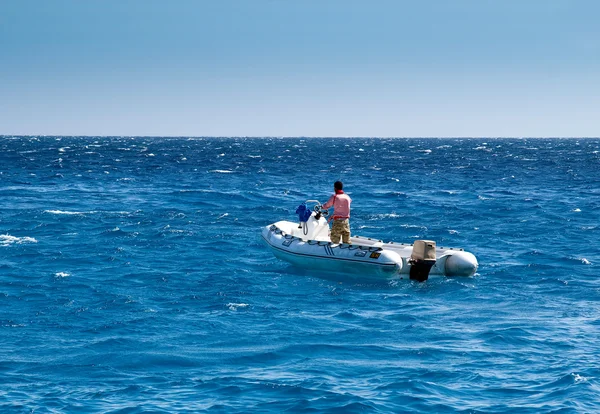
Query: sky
[[1, 0, 598, 137]]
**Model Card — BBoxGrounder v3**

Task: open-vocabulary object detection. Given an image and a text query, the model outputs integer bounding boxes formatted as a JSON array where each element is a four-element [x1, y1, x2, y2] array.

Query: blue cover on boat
[[295, 203, 312, 222]]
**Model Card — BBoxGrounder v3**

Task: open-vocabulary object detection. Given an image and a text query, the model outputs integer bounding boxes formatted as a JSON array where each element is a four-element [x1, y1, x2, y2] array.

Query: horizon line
[[2, 134, 599, 139]]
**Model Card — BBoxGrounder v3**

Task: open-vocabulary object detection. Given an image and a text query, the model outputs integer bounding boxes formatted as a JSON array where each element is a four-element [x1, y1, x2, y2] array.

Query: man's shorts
[[330, 219, 350, 244]]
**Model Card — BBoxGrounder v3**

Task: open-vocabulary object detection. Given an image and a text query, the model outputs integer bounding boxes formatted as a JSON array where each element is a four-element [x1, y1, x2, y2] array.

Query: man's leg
[[330, 221, 342, 244], [341, 220, 351, 244]]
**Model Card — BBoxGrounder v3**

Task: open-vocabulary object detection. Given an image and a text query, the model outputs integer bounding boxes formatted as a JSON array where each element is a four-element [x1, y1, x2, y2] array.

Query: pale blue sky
[[1, 0, 598, 137]]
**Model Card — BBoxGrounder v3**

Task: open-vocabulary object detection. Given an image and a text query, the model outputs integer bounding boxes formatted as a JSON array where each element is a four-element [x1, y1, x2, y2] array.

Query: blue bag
[[295, 203, 312, 222]]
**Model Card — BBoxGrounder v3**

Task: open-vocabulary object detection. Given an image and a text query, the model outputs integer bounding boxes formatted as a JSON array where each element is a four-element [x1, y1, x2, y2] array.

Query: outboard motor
[[409, 240, 436, 282]]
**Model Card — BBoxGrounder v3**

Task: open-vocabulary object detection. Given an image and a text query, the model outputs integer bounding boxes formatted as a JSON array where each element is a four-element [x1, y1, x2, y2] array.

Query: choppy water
[[1, 136, 599, 413]]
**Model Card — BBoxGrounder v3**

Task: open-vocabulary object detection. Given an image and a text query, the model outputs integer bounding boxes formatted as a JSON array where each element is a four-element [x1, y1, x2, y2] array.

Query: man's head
[[334, 181, 343, 191]]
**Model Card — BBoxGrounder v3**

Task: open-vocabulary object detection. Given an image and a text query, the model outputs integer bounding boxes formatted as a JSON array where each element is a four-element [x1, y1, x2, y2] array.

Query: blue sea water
[[0, 136, 599, 413]]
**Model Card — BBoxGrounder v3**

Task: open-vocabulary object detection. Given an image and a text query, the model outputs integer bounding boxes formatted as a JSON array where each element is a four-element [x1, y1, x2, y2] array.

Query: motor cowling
[[409, 240, 436, 282]]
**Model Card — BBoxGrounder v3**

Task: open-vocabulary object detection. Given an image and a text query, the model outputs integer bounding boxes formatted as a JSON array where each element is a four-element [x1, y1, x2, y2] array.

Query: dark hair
[[334, 181, 343, 190]]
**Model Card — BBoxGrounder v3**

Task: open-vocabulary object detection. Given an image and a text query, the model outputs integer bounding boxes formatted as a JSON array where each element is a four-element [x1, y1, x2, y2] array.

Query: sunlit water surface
[[1, 137, 599, 413]]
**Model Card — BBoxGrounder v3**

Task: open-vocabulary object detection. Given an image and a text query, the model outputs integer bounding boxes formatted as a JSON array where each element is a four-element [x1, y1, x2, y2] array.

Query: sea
[[0, 136, 598, 413]]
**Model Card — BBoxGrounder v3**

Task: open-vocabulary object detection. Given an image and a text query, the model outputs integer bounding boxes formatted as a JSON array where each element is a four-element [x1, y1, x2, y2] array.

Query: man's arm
[[322, 195, 335, 210]]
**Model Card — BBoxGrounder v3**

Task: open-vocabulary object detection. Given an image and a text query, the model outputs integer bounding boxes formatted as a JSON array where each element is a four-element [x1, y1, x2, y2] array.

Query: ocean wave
[[0, 234, 38, 246], [357, 225, 384, 230], [227, 303, 249, 311], [45, 210, 85, 215], [400, 224, 428, 229], [44, 210, 133, 217], [370, 213, 401, 219]]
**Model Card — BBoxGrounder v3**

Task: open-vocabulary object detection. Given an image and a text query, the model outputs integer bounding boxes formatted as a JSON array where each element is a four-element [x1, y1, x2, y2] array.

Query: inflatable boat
[[261, 201, 478, 281]]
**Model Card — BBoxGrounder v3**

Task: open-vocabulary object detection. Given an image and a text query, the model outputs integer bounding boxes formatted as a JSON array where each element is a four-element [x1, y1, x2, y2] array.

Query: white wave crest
[[0, 234, 38, 246], [55, 272, 71, 278], [400, 224, 428, 230], [45, 210, 131, 216], [210, 170, 234, 174], [45, 210, 84, 215], [227, 303, 249, 311], [372, 213, 400, 219], [358, 225, 384, 230]]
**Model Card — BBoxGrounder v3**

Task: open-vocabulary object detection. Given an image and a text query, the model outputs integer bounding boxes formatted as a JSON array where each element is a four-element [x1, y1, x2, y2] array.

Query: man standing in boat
[[322, 181, 352, 244]]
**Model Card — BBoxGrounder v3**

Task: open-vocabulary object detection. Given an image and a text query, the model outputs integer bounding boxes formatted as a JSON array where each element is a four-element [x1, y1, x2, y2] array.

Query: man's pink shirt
[[322, 193, 352, 218]]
